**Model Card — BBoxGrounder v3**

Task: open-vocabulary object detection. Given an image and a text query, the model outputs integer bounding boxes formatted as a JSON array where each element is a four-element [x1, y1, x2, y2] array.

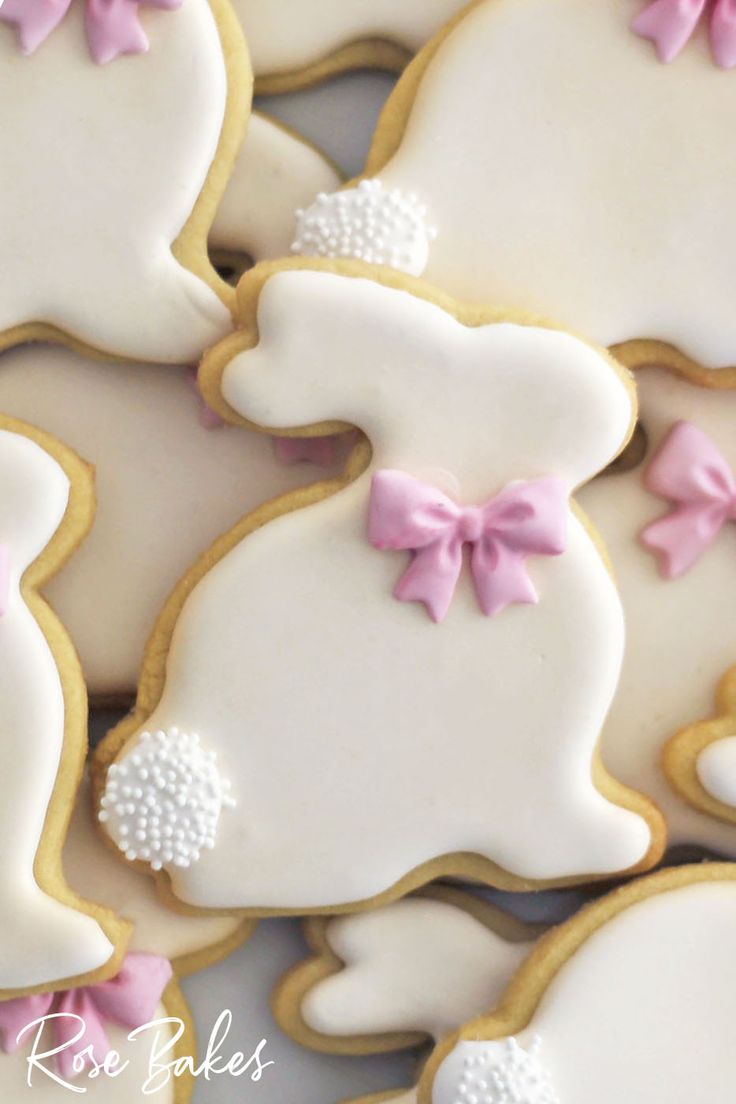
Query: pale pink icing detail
[[0, 953, 172, 1079], [632, 0, 736, 67], [368, 471, 568, 623], [273, 435, 339, 466], [0, 545, 10, 618], [0, 0, 183, 65], [641, 420, 736, 578]]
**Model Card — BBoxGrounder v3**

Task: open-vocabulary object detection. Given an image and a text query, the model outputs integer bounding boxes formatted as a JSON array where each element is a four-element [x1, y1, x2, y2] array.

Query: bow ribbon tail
[[632, 0, 708, 62], [0, 994, 54, 1054], [55, 953, 172, 1080], [711, 0, 736, 67], [471, 538, 540, 617], [0, 0, 73, 54], [54, 989, 112, 1081], [85, 0, 183, 65], [395, 536, 463, 623], [641, 501, 727, 578]]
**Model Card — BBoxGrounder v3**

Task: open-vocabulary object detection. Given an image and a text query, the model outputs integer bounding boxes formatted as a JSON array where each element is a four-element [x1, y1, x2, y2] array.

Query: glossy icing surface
[[0, 429, 113, 989], [102, 270, 654, 910], [303, 897, 533, 1042], [375, 0, 736, 366], [0, 345, 337, 697], [211, 112, 341, 262], [232, 0, 470, 77], [0, 0, 230, 361], [432, 881, 736, 1103], [580, 368, 736, 853]]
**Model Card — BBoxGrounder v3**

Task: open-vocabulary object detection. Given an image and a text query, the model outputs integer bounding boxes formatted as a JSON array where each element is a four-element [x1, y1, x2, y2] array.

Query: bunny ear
[[302, 897, 534, 1044]]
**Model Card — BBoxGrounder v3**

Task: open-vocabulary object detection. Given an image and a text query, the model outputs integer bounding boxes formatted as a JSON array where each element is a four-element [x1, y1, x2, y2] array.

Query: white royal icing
[[0, 344, 341, 699], [698, 737, 736, 809], [369, 0, 736, 367], [101, 728, 235, 870], [101, 269, 654, 910], [231, 0, 471, 78], [432, 879, 736, 1104], [0, 428, 113, 990], [302, 896, 534, 1043], [437, 1038, 559, 1104], [579, 368, 736, 854], [293, 179, 435, 275], [0, 0, 231, 362], [212, 112, 342, 262]]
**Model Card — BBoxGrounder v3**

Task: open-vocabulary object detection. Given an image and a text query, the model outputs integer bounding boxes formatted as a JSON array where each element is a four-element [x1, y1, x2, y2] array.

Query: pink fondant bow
[[368, 470, 568, 623], [0, 0, 182, 65], [641, 420, 736, 578], [0, 953, 172, 1080], [632, 0, 736, 67]]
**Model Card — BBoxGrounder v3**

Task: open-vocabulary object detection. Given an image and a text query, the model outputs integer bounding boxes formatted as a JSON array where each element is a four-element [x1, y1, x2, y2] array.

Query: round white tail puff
[[100, 728, 235, 872], [293, 179, 436, 276], [433, 1038, 559, 1104]]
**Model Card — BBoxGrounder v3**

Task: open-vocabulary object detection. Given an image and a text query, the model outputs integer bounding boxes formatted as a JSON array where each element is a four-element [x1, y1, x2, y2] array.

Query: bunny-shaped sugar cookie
[[94, 262, 664, 912]]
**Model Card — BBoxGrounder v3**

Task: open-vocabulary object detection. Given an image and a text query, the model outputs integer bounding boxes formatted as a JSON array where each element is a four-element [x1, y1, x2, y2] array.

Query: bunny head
[[207, 263, 635, 497]]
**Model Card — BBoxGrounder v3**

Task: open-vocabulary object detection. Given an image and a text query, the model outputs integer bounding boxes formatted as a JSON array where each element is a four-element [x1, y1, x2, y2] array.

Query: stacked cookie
[[2, 2, 736, 1102]]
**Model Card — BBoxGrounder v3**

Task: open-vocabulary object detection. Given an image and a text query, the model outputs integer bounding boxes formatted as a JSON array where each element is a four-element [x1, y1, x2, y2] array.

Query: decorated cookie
[[274, 887, 539, 1059], [94, 260, 664, 913], [578, 366, 736, 856], [0, 0, 249, 363], [211, 111, 342, 271], [0, 344, 344, 702], [294, 0, 736, 374], [231, 0, 472, 93], [0, 417, 125, 997], [0, 775, 251, 1101], [423, 864, 736, 1104]]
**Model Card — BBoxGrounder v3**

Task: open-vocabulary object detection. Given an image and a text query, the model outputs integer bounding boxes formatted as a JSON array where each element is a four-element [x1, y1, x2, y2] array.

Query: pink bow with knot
[[0, 953, 172, 1080], [632, 0, 736, 67], [0, 0, 182, 65], [368, 470, 568, 623], [641, 420, 736, 578]]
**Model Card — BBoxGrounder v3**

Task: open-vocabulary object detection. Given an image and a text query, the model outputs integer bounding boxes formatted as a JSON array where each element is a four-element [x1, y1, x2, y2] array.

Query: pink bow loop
[[0, 953, 172, 1079], [0, 0, 183, 64], [641, 420, 736, 578], [368, 470, 568, 623], [632, 0, 736, 67]]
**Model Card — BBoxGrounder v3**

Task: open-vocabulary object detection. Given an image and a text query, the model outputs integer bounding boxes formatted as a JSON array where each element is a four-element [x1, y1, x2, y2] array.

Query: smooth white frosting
[[103, 269, 653, 909], [0, 345, 340, 698], [376, 0, 736, 367], [432, 881, 736, 1103], [303, 897, 534, 1043], [580, 368, 736, 853], [698, 737, 736, 807], [0, 429, 113, 989], [0, 1, 230, 362], [211, 112, 341, 261], [231, 0, 470, 77]]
